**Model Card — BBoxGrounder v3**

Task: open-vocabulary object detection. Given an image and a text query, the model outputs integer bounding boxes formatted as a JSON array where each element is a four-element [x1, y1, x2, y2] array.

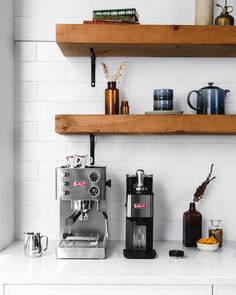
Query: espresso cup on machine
[[76, 154, 93, 168], [66, 155, 81, 168], [66, 154, 93, 168]]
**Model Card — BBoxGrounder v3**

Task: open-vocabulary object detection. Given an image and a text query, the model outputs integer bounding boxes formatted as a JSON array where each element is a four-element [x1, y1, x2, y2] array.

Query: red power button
[[74, 181, 87, 187], [134, 203, 146, 209]]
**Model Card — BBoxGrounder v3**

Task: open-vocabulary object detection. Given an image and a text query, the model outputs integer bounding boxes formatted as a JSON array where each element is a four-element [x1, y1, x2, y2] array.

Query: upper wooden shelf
[[56, 24, 236, 57], [55, 114, 236, 135]]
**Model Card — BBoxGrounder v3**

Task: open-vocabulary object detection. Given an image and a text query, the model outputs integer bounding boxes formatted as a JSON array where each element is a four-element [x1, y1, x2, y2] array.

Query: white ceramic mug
[[66, 155, 82, 168], [66, 154, 93, 168], [77, 154, 93, 168]]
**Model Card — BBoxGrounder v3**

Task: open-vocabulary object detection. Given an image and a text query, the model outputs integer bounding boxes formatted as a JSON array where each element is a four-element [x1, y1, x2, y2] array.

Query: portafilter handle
[[136, 169, 144, 192]]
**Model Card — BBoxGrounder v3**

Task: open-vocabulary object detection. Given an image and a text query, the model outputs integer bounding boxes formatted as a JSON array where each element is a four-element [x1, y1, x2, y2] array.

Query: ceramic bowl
[[197, 242, 219, 252]]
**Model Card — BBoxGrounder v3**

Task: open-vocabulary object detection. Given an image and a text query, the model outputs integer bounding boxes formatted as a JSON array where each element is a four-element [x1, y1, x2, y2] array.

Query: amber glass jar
[[121, 100, 129, 115], [105, 82, 119, 114], [183, 202, 202, 247]]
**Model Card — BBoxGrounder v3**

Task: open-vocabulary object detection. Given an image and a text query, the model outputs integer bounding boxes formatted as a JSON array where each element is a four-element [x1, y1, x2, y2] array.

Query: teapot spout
[[225, 89, 230, 95]]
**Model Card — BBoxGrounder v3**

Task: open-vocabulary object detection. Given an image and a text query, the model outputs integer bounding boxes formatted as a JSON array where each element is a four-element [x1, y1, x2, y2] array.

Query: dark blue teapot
[[187, 82, 230, 114]]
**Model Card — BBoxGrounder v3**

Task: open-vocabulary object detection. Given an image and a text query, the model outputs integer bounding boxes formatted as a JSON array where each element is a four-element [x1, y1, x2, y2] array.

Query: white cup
[[66, 155, 82, 168], [77, 154, 93, 168], [65, 154, 93, 168]]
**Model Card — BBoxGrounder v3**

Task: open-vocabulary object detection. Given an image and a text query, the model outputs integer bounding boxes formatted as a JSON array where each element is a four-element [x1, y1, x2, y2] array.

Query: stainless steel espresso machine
[[123, 169, 156, 259], [56, 166, 111, 259]]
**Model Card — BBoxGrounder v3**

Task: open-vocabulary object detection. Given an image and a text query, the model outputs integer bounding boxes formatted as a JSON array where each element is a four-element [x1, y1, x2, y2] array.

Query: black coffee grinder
[[123, 169, 156, 259]]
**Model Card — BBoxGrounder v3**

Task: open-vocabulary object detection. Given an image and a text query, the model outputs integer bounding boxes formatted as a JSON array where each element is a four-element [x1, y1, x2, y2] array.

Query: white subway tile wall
[[14, 0, 236, 241]]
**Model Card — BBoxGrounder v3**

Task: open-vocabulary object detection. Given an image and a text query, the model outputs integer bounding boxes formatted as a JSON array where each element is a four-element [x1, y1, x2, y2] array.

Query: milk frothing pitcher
[[24, 232, 48, 258]]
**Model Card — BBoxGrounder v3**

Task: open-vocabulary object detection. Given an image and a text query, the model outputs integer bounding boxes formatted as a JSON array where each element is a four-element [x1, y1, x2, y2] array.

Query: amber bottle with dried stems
[[105, 81, 119, 114], [101, 61, 128, 115], [183, 164, 216, 247], [183, 202, 202, 247]]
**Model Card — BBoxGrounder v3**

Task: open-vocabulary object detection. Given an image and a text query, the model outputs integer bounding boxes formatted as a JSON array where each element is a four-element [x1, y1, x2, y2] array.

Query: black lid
[[202, 82, 221, 90], [169, 250, 184, 258]]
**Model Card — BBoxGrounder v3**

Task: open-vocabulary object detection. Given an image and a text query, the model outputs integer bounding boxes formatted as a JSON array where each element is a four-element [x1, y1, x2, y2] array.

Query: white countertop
[[0, 240, 236, 285]]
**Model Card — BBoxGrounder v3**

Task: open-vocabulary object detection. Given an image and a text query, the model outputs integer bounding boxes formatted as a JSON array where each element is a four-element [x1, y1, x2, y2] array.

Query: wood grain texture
[[56, 24, 236, 57], [55, 114, 236, 135]]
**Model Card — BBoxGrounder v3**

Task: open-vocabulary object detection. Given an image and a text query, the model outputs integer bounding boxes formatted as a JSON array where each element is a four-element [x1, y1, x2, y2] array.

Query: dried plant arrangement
[[100, 61, 110, 81], [193, 164, 216, 203], [101, 61, 128, 82]]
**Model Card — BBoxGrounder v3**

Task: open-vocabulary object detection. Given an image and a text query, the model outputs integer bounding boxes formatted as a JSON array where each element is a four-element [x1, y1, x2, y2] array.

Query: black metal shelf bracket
[[89, 134, 95, 165], [89, 48, 96, 87]]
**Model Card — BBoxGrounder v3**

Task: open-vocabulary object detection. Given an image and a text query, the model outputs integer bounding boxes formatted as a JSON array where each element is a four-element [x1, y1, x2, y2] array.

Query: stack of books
[[83, 8, 139, 24]]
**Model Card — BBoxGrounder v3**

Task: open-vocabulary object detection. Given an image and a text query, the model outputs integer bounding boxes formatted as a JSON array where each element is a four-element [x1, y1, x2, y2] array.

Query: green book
[[93, 8, 139, 18], [93, 14, 138, 23]]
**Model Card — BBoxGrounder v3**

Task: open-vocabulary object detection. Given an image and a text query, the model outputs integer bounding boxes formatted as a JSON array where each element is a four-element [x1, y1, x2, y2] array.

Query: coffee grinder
[[123, 169, 156, 259]]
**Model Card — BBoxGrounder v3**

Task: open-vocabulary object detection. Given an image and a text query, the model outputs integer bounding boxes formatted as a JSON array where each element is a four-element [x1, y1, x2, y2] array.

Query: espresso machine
[[56, 166, 111, 259], [123, 169, 156, 259]]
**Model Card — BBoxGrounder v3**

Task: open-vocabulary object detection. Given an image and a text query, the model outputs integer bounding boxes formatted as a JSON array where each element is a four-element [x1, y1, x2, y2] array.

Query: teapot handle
[[187, 90, 201, 111], [40, 235, 48, 251]]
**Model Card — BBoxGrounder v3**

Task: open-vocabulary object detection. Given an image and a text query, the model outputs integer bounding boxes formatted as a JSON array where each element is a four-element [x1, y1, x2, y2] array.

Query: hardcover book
[[83, 20, 139, 25], [93, 8, 138, 17], [93, 14, 139, 23]]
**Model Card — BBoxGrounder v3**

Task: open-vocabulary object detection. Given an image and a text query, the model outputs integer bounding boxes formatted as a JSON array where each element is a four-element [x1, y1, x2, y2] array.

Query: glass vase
[[183, 202, 202, 247], [105, 81, 119, 114]]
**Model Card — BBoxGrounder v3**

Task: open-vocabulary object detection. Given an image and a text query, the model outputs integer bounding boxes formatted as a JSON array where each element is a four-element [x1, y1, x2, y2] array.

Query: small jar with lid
[[120, 100, 129, 115], [209, 219, 223, 247]]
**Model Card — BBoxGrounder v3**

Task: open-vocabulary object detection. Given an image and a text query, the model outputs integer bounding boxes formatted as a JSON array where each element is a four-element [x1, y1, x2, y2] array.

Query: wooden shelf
[[56, 24, 236, 57], [55, 114, 236, 135]]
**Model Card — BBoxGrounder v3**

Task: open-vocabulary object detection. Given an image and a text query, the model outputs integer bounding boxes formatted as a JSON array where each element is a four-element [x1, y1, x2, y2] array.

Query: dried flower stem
[[111, 61, 128, 82], [100, 61, 110, 81], [100, 61, 128, 82], [193, 163, 216, 203]]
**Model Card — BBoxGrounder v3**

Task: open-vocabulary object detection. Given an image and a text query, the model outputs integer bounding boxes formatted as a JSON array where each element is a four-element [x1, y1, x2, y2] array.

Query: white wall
[[14, 0, 236, 241], [0, 0, 14, 249]]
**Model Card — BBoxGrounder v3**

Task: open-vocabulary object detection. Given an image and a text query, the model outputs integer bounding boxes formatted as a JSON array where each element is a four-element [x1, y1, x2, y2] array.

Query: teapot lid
[[202, 82, 221, 90]]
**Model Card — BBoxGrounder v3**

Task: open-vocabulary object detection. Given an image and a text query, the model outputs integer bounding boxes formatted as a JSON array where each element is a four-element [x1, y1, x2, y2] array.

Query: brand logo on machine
[[134, 203, 146, 209], [74, 181, 87, 187]]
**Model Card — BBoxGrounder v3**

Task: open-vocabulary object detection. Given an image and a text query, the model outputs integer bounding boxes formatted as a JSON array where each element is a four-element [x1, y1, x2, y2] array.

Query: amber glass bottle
[[105, 82, 119, 114], [183, 202, 202, 247], [121, 100, 129, 115]]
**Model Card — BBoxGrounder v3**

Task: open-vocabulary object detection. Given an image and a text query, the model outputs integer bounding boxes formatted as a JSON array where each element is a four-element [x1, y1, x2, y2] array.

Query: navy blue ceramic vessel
[[153, 89, 174, 111], [153, 99, 173, 111], [187, 82, 230, 115], [154, 89, 173, 100]]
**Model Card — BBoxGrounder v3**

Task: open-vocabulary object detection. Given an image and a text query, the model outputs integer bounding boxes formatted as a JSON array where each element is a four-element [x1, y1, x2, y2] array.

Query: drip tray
[[56, 235, 106, 259], [61, 235, 99, 247]]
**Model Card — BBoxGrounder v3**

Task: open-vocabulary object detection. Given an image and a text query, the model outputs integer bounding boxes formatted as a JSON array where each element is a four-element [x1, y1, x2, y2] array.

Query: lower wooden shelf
[[55, 114, 236, 135]]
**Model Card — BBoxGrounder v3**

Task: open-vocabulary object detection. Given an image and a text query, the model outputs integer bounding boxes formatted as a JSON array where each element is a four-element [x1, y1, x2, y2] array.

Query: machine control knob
[[89, 186, 100, 197], [106, 179, 111, 187], [62, 172, 70, 177], [89, 172, 100, 182], [63, 182, 70, 186], [63, 191, 70, 196]]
